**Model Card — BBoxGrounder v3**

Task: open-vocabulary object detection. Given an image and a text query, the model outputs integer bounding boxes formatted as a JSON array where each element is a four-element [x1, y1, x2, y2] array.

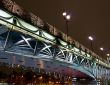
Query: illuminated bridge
[[0, 0, 110, 84]]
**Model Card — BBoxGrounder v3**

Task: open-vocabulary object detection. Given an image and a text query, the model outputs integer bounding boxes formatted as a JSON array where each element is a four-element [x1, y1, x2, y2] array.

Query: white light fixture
[[66, 15, 71, 20], [62, 12, 71, 20], [62, 12, 67, 16], [88, 36, 93, 41], [100, 47, 104, 51], [106, 53, 110, 57]]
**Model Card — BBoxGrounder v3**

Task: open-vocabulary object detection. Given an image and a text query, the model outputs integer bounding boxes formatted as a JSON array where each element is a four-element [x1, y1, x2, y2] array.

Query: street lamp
[[100, 47, 104, 57], [62, 12, 71, 41], [88, 36, 94, 51], [66, 15, 71, 20], [88, 36, 93, 41], [100, 47, 104, 51], [106, 53, 110, 57], [106, 53, 110, 63], [62, 12, 67, 16]]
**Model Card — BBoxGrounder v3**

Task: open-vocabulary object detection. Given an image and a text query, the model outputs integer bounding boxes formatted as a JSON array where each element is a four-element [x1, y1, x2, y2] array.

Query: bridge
[[0, 0, 110, 84]]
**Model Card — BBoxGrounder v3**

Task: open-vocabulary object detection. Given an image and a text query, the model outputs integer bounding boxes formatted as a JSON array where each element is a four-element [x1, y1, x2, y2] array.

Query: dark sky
[[14, 0, 110, 59]]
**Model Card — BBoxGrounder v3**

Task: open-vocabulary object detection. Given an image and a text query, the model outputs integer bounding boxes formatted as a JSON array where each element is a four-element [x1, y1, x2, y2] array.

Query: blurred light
[[62, 12, 71, 20], [107, 53, 110, 57], [65, 81, 68, 83], [17, 64, 20, 67], [39, 76, 43, 80], [80, 78, 86, 81], [88, 36, 93, 41], [73, 77, 77, 80], [100, 47, 104, 51], [72, 77, 77, 81], [33, 75, 36, 78], [21, 75, 23, 78], [56, 81, 59, 84], [49, 81, 52, 84], [68, 76, 71, 79], [62, 12, 67, 16], [66, 15, 71, 20]]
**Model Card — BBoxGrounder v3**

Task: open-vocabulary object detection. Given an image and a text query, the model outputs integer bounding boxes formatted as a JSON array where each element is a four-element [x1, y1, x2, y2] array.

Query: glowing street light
[[99, 47, 105, 57], [88, 36, 94, 51], [106, 53, 110, 57], [62, 12, 71, 41], [62, 12, 67, 17], [100, 47, 104, 51], [66, 15, 71, 20], [107, 54, 110, 63], [88, 36, 93, 41], [62, 12, 71, 20]]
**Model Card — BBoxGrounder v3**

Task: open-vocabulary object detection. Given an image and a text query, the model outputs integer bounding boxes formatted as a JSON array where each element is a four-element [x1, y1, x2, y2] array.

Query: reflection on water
[[72, 80, 102, 85]]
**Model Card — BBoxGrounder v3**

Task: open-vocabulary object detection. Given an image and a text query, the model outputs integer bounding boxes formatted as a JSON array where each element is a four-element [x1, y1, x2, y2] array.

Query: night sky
[[14, 0, 110, 59]]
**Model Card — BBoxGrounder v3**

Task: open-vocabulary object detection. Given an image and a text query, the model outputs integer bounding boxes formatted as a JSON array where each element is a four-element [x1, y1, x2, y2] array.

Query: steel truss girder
[[0, 9, 110, 79], [0, 25, 97, 79]]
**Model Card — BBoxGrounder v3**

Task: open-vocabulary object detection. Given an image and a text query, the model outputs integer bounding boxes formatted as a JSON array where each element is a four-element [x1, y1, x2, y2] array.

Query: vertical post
[[100, 47, 104, 57], [88, 36, 94, 51], [65, 20, 69, 41], [62, 12, 71, 41], [90, 40, 93, 52]]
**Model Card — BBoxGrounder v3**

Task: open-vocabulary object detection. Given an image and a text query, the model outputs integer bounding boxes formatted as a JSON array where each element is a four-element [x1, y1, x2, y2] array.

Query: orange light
[[39, 76, 43, 80]]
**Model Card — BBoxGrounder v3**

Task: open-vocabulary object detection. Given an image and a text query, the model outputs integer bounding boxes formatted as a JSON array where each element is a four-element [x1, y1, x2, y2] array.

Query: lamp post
[[88, 36, 94, 51], [62, 12, 71, 41], [106, 53, 110, 63], [100, 47, 104, 57]]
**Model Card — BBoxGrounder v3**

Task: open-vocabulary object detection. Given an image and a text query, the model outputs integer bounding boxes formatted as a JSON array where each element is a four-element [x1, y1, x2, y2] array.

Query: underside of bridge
[[0, 51, 92, 79], [0, 24, 93, 80]]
